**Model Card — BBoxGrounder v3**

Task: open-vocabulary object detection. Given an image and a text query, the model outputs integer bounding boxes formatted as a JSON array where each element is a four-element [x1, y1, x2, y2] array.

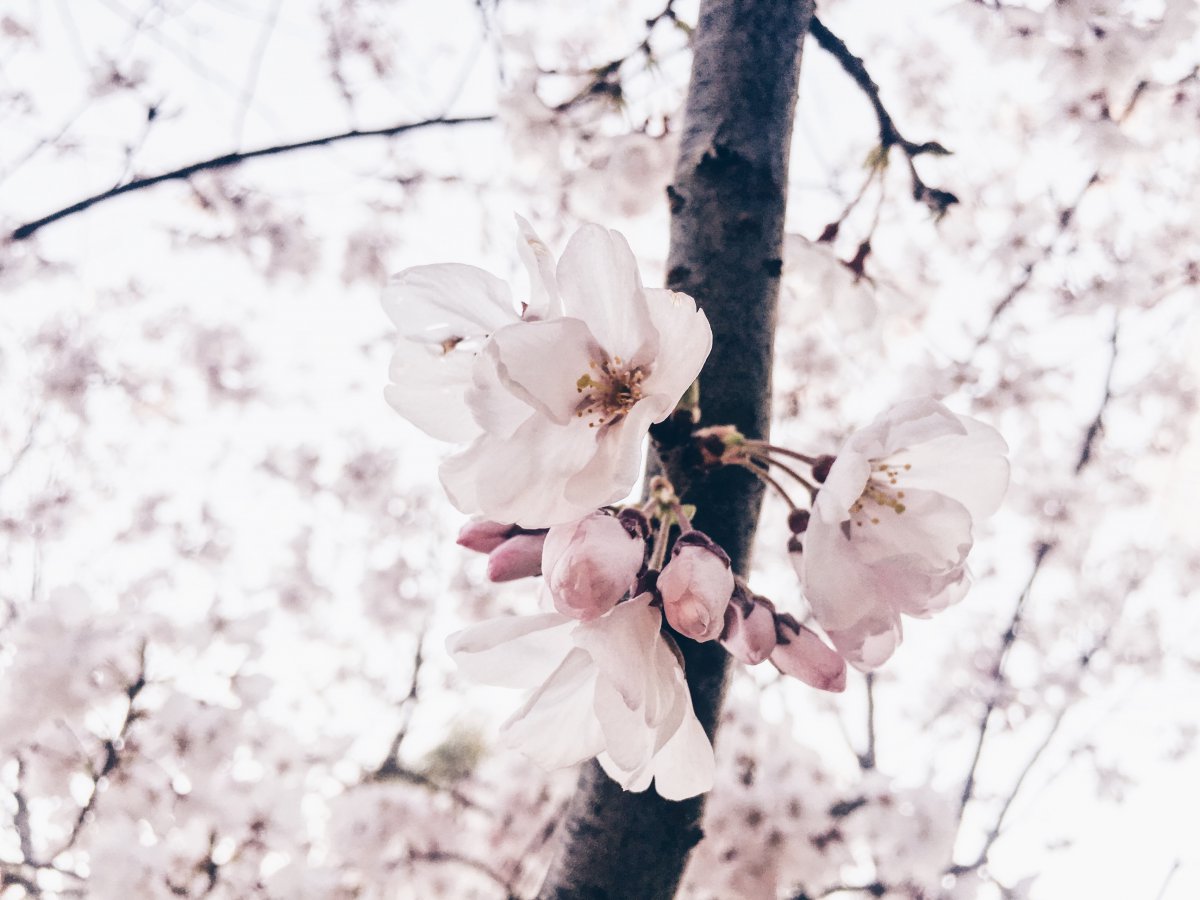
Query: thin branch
[[52, 643, 148, 859], [957, 540, 1053, 819], [973, 171, 1101, 347], [233, 0, 284, 146], [809, 16, 957, 217], [8, 115, 495, 242], [1153, 860, 1182, 900], [949, 705, 1069, 876], [1075, 319, 1119, 473], [13, 757, 36, 865]]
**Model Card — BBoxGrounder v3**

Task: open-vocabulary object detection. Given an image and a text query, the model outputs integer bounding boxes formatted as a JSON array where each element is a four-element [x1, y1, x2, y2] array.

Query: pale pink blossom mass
[[383, 218, 713, 528], [446, 594, 715, 800], [798, 399, 1010, 670]]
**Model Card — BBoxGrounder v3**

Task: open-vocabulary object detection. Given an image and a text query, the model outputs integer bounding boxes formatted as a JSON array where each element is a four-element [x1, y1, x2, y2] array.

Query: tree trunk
[[535, 1, 812, 897]]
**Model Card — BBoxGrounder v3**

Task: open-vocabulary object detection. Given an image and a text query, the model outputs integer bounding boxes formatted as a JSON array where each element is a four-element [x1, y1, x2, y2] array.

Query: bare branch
[[809, 16, 957, 217], [53, 642, 148, 859], [957, 540, 1053, 818], [1075, 320, 1120, 473], [8, 116, 494, 242], [974, 171, 1101, 347]]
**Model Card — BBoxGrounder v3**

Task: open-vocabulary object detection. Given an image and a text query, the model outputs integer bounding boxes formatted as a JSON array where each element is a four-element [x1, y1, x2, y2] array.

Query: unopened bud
[[787, 508, 810, 534], [659, 531, 734, 642], [770, 617, 846, 692], [811, 455, 836, 484], [486, 532, 547, 581], [720, 592, 778, 665], [457, 518, 515, 554], [543, 511, 645, 621]]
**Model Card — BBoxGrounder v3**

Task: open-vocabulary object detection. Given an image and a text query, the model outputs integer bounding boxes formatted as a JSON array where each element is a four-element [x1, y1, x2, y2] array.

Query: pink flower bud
[[770, 616, 846, 693], [486, 532, 547, 581], [457, 518, 516, 554], [720, 592, 777, 665], [542, 511, 646, 620], [659, 531, 734, 643]]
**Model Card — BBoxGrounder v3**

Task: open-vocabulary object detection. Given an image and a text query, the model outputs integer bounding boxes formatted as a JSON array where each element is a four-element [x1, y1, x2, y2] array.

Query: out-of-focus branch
[[53, 643, 148, 860], [1076, 320, 1119, 473], [957, 540, 1053, 818], [8, 116, 494, 242], [974, 170, 1101, 348], [808, 16, 957, 217]]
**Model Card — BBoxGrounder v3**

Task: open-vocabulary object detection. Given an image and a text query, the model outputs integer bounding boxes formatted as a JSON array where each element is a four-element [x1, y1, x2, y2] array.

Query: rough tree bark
[[536, 2, 813, 897]]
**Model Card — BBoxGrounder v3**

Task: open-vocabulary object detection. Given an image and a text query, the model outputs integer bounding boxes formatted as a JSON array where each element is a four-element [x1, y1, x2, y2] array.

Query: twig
[[1075, 319, 1119, 473], [949, 705, 1069, 875], [809, 16, 957, 217], [13, 757, 36, 865], [53, 643, 148, 859], [9, 116, 495, 242], [1153, 860, 1182, 900], [957, 540, 1053, 818], [974, 171, 1101, 347]]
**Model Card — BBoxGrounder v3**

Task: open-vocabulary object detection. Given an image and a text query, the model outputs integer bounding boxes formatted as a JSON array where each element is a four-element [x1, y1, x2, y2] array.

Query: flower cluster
[[384, 220, 1008, 800]]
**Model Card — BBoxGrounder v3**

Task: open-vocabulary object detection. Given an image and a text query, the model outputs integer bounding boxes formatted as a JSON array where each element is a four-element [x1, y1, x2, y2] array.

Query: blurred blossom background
[[1, 0, 1198, 897]]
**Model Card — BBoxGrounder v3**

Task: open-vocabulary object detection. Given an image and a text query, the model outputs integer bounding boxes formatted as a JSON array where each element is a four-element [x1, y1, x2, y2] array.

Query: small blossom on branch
[[797, 399, 1009, 670]]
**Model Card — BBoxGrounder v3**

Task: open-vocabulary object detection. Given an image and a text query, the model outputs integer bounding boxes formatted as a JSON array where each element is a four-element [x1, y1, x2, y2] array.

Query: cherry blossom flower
[[446, 594, 714, 800], [798, 399, 1009, 670], [384, 219, 712, 527], [541, 509, 648, 620]]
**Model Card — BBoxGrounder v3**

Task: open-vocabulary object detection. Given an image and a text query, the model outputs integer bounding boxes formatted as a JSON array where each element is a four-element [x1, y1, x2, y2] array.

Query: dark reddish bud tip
[[787, 535, 803, 554], [616, 507, 650, 541], [787, 508, 810, 534], [673, 529, 731, 566], [811, 455, 836, 483], [818, 221, 840, 243]]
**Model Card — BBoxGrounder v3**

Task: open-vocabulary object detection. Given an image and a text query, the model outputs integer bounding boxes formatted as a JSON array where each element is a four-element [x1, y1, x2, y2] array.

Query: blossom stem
[[748, 441, 820, 466], [735, 461, 798, 510], [672, 503, 693, 533], [648, 518, 673, 572], [748, 450, 818, 498]]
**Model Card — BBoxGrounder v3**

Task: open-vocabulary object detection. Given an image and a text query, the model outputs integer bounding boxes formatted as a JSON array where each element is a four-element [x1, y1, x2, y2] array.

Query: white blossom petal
[[556, 224, 658, 365], [515, 214, 562, 320], [649, 705, 715, 801], [384, 339, 480, 443], [641, 288, 712, 406], [486, 318, 598, 425], [500, 648, 605, 768], [562, 401, 660, 510], [446, 612, 575, 688], [439, 416, 599, 527], [887, 417, 1010, 519], [383, 263, 518, 342]]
